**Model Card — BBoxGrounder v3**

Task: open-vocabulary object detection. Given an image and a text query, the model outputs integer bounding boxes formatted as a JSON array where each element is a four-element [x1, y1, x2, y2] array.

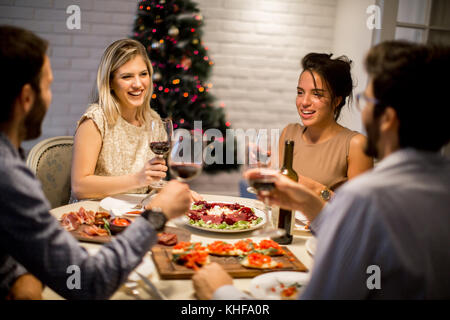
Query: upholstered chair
[[26, 136, 74, 209]]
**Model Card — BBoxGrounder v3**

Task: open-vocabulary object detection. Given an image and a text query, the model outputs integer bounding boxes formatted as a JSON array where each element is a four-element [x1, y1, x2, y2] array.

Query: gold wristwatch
[[319, 188, 332, 201]]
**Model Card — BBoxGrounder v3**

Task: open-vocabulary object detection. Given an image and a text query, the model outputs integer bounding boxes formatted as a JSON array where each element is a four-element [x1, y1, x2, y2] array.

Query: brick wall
[[0, 0, 337, 197]]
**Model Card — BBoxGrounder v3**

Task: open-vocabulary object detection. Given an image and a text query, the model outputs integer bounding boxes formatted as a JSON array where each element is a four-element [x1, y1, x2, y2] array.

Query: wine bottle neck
[[282, 141, 294, 169]]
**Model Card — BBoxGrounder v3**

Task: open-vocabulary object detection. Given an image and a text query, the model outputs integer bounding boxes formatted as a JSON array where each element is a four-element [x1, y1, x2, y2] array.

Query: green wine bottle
[[273, 140, 298, 244]]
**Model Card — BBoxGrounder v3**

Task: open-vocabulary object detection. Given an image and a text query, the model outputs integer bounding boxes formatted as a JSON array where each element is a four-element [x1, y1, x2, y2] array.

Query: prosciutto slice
[[60, 212, 81, 231], [80, 225, 109, 237]]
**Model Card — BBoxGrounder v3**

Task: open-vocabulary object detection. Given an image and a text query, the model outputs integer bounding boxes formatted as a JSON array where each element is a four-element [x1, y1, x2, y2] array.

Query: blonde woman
[[70, 39, 167, 201]]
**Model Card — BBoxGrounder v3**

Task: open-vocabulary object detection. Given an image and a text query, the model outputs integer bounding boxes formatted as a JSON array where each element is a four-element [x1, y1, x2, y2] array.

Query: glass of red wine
[[168, 130, 203, 182], [149, 119, 173, 188], [245, 131, 278, 229]]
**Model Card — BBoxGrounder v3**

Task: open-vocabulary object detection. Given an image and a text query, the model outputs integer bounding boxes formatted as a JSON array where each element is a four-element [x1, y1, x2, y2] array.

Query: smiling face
[[296, 70, 337, 128], [110, 55, 150, 112]]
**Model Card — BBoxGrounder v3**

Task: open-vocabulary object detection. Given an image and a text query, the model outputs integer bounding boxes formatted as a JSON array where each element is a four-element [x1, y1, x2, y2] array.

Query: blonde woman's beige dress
[[70, 103, 161, 202]]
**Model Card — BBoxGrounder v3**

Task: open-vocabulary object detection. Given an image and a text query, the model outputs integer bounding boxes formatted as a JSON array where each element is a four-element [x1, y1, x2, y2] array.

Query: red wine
[[150, 141, 170, 155], [249, 178, 276, 193], [170, 163, 202, 181]]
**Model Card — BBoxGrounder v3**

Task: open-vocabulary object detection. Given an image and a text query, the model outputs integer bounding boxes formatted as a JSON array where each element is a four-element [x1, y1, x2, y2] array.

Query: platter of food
[[59, 207, 190, 245], [151, 239, 308, 279], [249, 271, 310, 300], [186, 200, 266, 233], [59, 207, 112, 243]]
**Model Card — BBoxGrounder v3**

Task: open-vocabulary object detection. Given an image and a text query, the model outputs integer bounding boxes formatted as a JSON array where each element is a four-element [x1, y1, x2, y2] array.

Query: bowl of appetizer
[[187, 200, 266, 233], [109, 217, 132, 234]]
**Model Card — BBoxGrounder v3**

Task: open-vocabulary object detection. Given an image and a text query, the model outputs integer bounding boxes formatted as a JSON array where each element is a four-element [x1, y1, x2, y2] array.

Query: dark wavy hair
[[0, 25, 48, 123], [301, 53, 354, 121], [365, 40, 450, 152]]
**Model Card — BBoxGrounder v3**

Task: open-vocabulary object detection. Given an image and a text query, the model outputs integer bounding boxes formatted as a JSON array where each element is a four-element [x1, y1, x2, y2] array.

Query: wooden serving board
[[71, 225, 191, 245], [151, 246, 308, 279]]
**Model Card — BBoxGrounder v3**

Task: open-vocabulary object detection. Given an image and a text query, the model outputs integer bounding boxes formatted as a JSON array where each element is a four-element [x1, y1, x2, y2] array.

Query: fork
[[132, 189, 158, 209]]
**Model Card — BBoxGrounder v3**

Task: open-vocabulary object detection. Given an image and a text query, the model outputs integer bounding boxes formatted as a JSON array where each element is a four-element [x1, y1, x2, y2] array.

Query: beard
[[19, 91, 47, 141], [363, 117, 380, 159]]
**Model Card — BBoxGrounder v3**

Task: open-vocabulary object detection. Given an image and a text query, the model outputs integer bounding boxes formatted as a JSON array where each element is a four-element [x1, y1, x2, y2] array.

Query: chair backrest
[[26, 136, 74, 209]]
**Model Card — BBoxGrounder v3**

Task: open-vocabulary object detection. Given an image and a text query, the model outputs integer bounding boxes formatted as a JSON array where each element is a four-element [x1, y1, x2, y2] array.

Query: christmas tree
[[132, 0, 239, 173]]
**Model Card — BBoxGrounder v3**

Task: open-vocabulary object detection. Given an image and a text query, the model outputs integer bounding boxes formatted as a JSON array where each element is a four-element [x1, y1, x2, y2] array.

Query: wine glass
[[168, 130, 203, 227], [168, 130, 203, 182], [149, 119, 173, 188], [244, 131, 279, 229]]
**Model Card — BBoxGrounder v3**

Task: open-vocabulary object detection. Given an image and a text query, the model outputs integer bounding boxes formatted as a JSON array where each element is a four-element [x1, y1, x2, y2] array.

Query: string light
[[225, 122, 231, 127], [152, 94, 157, 99], [183, 92, 189, 97]]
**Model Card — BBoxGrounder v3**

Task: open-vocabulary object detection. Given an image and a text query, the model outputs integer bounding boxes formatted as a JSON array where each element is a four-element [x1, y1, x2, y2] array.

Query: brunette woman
[[279, 53, 373, 201]]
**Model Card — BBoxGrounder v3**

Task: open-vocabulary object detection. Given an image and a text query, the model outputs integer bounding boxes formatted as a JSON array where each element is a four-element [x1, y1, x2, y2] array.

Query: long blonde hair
[[93, 39, 158, 126]]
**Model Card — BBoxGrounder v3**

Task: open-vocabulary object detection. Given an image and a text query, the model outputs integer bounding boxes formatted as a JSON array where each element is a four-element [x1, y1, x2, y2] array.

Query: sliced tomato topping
[[247, 252, 272, 267]]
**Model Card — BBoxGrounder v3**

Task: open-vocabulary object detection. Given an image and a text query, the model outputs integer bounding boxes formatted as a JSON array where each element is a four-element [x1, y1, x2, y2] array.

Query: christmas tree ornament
[[153, 72, 162, 82], [192, 38, 199, 45], [168, 26, 179, 37], [151, 41, 160, 49], [180, 56, 192, 68]]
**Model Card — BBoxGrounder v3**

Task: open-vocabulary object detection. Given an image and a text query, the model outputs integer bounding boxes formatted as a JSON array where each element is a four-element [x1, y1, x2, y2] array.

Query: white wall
[[332, 0, 376, 133]]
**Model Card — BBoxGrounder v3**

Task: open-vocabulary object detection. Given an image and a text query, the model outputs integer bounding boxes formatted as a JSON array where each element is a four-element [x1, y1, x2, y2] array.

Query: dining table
[[42, 193, 314, 300]]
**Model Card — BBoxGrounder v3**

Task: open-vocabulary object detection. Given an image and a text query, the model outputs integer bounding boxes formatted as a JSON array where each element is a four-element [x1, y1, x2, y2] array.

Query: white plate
[[127, 254, 155, 282], [294, 211, 311, 233], [99, 194, 155, 216], [186, 202, 267, 233], [250, 271, 310, 300], [305, 237, 317, 256]]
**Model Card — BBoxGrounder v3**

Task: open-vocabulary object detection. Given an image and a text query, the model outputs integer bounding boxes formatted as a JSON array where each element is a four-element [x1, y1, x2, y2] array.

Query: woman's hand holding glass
[[135, 157, 168, 187]]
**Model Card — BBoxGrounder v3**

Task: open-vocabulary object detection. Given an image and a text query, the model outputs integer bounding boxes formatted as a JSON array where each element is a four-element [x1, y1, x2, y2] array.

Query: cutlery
[[135, 271, 167, 300], [132, 189, 158, 209]]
